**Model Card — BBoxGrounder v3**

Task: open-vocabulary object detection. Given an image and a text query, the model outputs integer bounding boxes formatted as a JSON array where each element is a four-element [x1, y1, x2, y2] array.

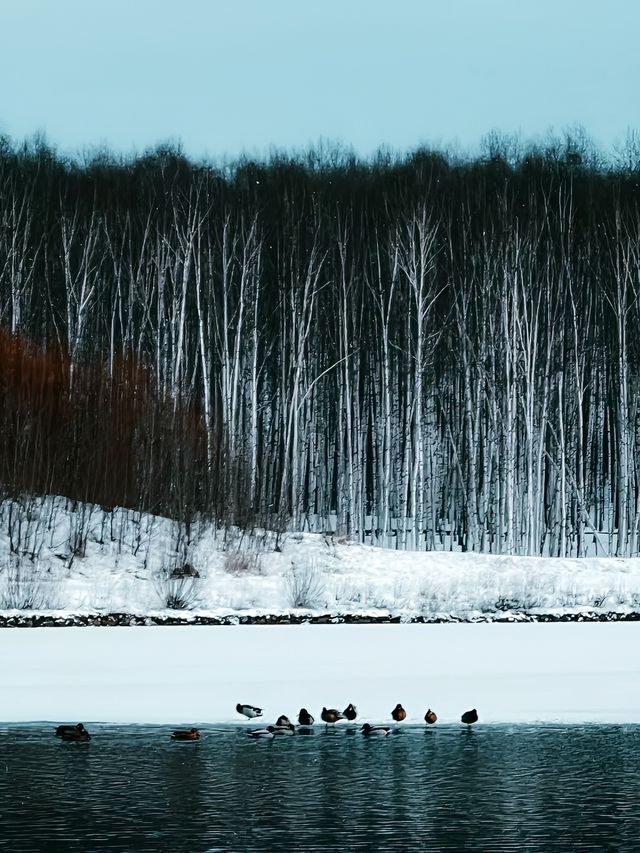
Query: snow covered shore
[[2, 497, 640, 622], [5, 500, 638, 725], [3, 623, 640, 725]]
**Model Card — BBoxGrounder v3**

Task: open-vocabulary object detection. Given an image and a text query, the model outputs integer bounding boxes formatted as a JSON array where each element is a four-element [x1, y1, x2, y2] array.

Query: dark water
[[1, 724, 640, 852]]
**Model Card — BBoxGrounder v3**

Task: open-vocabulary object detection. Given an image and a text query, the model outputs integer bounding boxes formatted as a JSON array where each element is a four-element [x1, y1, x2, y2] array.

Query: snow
[[1, 496, 640, 621], [2, 623, 640, 725], [2, 497, 640, 726]]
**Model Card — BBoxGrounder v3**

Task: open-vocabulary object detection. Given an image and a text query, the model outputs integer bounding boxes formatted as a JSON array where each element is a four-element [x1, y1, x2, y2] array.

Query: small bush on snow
[[164, 578, 199, 610], [417, 582, 443, 615], [154, 567, 200, 610], [333, 580, 363, 607], [285, 560, 326, 609], [223, 552, 262, 576], [0, 560, 60, 610], [170, 563, 200, 578]]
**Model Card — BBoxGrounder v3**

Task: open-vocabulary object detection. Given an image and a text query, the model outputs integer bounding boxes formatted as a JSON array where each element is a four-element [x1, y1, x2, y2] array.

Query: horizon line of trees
[[2, 132, 640, 556]]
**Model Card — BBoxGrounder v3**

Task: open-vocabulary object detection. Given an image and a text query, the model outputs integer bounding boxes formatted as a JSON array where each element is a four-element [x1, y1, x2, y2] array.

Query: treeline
[[1, 133, 640, 555]]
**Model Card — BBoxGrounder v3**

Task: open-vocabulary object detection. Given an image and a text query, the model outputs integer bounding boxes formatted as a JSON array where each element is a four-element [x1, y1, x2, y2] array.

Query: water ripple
[[1, 724, 640, 851]]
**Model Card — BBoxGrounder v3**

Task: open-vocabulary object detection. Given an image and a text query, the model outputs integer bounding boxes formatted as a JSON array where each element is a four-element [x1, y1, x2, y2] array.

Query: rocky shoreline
[[2, 610, 640, 627]]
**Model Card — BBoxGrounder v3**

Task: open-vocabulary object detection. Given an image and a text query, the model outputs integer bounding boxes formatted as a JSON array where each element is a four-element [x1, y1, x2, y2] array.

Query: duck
[[272, 715, 295, 735], [361, 723, 391, 736], [60, 725, 91, 742], [321, 707, 345, 726], [55, 723, 87, 738], [425, 709, 438, 725], [461, 709, 478, 725], [236, 703, 263, 719], [343, 703, 357, 722], [171, 728, 200, 740], [248, 726, 277, 739], [298, 708, 315, 726], [391, 704, 406, 722]]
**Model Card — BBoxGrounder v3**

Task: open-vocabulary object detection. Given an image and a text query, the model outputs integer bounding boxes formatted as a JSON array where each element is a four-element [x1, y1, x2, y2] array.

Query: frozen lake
[[2, 623, 640, 724]]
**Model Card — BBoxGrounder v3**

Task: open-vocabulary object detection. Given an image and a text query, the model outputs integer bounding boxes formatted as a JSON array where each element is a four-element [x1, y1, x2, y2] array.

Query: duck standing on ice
[[343, 703, 358, 722], [298, 708, 314, 727], [321, 707, 345, 727], [461, 709, 478, 725], [236, 703, 263, 719], [273, 715, 295, 735], [391, 704, 406, 722]]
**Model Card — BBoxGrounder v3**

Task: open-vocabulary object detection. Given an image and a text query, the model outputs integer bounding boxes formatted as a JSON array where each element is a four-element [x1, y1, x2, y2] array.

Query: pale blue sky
[[1, 0, 638, 160]]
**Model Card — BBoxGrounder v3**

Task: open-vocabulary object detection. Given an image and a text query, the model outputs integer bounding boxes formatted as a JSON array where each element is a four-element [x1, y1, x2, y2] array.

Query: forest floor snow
[[1, 496, 640, 622]]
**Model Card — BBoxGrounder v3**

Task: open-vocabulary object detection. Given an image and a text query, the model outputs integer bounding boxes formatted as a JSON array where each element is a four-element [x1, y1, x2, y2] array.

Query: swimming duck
[[60, 725, 91, 742], [391, 704, 406, 722], [248, 726, 276, 739], [343, 703, 357, 722], [55, 723, 87, 738], [236, 703, 263, 719], [321, 707, 345, 726], [171, 728, 200, 740], [361, 723, 391, 736], [298, 708, 315, 726], [425, 709, 437, 725], [461, 709, 478, 725]]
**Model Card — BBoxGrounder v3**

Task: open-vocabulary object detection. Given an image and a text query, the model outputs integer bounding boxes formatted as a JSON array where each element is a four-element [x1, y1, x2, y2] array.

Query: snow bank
[[1, 496, 640, 621], [2, 623, 640, 725]]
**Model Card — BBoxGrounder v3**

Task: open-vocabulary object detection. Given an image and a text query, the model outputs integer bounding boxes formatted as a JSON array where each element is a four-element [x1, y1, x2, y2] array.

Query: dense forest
[[1, 133, 640, 556]]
